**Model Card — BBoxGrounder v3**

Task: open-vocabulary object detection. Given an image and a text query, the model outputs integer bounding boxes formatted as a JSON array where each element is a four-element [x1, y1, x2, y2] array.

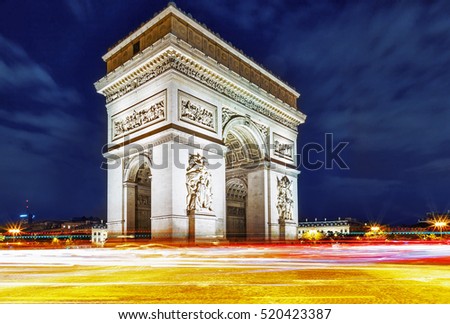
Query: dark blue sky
[[1, 0, 449, 225]]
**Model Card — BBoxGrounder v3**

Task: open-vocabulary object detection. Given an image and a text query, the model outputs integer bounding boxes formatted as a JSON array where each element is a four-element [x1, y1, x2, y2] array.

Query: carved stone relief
[[186, 153, 213, 212], [222, 107, 240, 126], [136, 164, 151, 185], [273, 133, 294, 161], [179, 91, 216, 132], [137, 194, 150, 207], [276, 175, 294, 221], [112, 92, 166, 139], [254, 122, 268, 138]]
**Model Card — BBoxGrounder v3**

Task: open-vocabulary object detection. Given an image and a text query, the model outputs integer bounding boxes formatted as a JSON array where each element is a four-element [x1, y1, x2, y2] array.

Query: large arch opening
[[224, 119, 266, 241], [123, 156, 152, 237]]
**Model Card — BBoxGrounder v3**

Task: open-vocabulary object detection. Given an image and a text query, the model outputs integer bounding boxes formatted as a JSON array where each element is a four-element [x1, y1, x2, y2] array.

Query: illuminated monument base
[[94, 4, 305, 242]]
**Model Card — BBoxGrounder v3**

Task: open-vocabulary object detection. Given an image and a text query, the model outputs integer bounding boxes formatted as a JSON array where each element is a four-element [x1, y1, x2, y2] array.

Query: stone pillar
[[123, 182, 137, 235], [106, 157, 124, 234], [188, 209, 195, 243], [270, 170, 299, 241], [279, 219, 298, 241], [246, 168, 269, 241], [150, 140, 225, 242], [187, 210, 217, 242], [150, 142, 189, 240]]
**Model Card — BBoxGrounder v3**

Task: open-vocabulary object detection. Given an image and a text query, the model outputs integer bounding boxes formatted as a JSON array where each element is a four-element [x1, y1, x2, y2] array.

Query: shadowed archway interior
[[124, 159, 152, 235]]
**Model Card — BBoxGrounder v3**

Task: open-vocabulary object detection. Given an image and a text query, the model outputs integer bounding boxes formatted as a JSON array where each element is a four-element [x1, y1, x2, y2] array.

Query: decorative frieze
[[172, 57, 299, 130], [103, 51, 300, 130], [277, 176, 294, 221], [273, 133, 294, 161], [105, 58, 173, 103], [111, 91, 166, 139], [179, 91, 216, 132]]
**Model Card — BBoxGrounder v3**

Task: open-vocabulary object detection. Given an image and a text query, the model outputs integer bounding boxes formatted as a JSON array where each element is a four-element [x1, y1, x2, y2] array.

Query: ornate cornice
[[101, 50, 303, 130]]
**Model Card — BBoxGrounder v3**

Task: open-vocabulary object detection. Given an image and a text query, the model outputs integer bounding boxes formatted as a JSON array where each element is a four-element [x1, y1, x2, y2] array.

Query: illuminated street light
[[428, 216, 448, 239], [7, 227, 21, 242], [370, 226, 380, 232], [434, 221, 447, 238]]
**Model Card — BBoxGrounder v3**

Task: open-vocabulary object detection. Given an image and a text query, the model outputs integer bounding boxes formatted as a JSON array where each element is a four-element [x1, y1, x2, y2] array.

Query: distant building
[[18, 200, 35, 225], [92, 224, 108, 245], [61, 217, 101, 233], [19, 212, 35, 225], [23, 217, 103, 234], [21, 220, 62, 233], [298, 218, 364, 238]]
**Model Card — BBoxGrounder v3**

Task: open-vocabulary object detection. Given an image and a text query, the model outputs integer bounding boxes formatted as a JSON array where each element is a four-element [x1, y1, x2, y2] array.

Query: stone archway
[[123, 155, 152, 237], [97, 5, 305, 242], [223, 117, 266, 240]]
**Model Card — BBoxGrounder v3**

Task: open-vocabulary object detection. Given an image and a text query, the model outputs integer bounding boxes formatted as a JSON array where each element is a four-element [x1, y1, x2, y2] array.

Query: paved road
[[0, 244, 449, 303]]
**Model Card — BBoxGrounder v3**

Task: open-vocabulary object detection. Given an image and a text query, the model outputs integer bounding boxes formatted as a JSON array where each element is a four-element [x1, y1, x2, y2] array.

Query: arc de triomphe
[[94, 3, 306, 242]]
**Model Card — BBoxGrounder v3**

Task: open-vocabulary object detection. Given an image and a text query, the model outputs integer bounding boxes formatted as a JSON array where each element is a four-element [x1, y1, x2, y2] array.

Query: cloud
[[202, 1, 450, 157], [323, 174, 401, 200], [406, 158, 450, 174], [199, 0, 279, 31], [0, 34, 81, 106], [64, 0, 94, 22]]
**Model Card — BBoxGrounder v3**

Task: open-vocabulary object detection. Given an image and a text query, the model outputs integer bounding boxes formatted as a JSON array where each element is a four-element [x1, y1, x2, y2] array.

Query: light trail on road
[[0, 243, 449, 303]]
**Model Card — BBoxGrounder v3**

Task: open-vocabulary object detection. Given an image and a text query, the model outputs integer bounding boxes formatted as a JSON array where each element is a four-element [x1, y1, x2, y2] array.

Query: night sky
[[1, 0, 449, 226]]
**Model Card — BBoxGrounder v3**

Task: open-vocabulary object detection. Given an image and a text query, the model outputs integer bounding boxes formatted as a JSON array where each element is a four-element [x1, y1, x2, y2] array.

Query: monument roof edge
[[102, 3, 300, 97]]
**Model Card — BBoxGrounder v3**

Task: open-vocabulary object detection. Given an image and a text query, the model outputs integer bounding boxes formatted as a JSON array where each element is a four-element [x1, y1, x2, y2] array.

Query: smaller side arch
[[123, 153, 153, 183], [122, 154, 152, 237]]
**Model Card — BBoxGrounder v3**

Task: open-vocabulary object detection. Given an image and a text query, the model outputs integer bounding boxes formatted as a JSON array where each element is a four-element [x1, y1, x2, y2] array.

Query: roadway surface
[[0, 243, 449, 303]]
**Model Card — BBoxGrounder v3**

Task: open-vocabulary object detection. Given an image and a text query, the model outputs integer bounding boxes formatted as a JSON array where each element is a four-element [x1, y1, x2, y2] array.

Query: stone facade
[[94, 3, 306, 242]]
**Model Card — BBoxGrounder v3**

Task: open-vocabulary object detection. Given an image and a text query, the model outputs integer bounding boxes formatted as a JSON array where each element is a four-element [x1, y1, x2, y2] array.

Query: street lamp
[[434, 221, 447, 239], [8, 228, 21, 242], [370, 226, 380, 232]]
